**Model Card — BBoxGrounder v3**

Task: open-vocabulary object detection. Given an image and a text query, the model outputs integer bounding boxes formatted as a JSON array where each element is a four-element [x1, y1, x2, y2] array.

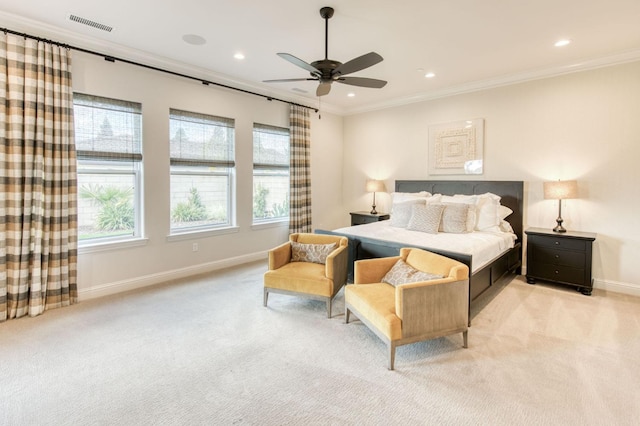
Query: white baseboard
[[78, 251, 268, 300], [593, 278, 640, 297]]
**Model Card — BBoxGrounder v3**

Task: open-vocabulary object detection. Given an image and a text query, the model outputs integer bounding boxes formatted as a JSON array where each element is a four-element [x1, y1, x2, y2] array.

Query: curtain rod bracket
[[104, 56, 115, 62]]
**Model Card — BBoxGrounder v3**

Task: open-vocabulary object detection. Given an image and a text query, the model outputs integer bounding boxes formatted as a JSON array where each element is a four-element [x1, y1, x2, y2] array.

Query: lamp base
[[553, 225, 567, 233], [370, 206, 378, 215], [553, 217, 566, 233]]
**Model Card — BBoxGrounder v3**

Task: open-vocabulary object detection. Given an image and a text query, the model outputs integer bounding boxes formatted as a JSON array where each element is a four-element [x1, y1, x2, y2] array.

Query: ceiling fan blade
[[277, 53, 321, 74], [316, 82, 332, 96], [336, 77, 387, 89], [263, 78, 318, 83], [333, 52, 383, 76]]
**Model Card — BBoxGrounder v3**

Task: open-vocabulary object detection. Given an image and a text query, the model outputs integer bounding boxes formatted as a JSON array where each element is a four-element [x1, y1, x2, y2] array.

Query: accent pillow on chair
[[263, 233, 348, 318]]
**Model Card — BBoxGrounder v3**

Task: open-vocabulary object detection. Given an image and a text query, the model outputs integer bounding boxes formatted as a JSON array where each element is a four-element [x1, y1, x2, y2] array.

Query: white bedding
[[332, 220, 517, 273]]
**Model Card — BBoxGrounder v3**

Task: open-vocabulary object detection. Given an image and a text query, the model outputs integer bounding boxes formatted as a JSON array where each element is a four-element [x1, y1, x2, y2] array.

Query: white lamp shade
[[366, 179, 386, 193], [543, 180, 578, 200]]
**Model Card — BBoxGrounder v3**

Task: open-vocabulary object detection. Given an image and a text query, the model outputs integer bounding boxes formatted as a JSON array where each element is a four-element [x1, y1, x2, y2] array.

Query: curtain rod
[[1, 27, 318, 113]]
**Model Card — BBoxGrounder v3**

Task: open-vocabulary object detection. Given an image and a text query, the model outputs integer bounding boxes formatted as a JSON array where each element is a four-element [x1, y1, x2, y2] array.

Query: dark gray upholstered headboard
[[394, 180, 524, 243]]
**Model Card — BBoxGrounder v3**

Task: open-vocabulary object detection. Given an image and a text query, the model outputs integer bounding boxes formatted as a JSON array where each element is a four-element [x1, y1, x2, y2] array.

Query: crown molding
[[345, 48, 640, 115]]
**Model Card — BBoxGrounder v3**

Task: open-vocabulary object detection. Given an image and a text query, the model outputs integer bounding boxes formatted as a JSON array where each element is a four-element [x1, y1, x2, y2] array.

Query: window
[[73, 93, 143, 244], [169, 109, 235, 232], [253, 123, 290, 223]]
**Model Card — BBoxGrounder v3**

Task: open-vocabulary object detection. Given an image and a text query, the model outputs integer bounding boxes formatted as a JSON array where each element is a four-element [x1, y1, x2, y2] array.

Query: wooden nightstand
[[350, 211, 390, 226], [525, 227, 596, 295]]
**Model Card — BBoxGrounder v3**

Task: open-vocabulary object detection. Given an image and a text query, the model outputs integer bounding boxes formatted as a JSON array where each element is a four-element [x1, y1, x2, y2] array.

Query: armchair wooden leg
[[463, 330, 468, 348], [345, 308, 351, 324], [326, 299, 332, 318], [389, 342, 396, 371], [263, 289, 268, 307]]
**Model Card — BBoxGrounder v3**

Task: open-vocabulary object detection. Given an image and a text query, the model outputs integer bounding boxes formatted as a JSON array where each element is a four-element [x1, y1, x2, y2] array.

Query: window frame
[[169, 108, 236, 235], [73, 93, 144, 248], [252, 123, 290, 225]]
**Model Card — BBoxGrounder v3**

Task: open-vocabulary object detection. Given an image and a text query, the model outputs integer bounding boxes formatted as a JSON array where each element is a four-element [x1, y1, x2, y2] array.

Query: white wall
[[343, 61, 640, 294], [73, 52, 344, 298]]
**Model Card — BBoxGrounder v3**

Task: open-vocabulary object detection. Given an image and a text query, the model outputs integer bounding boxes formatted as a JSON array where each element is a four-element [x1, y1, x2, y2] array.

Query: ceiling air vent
[[69, 14, 113, 32]]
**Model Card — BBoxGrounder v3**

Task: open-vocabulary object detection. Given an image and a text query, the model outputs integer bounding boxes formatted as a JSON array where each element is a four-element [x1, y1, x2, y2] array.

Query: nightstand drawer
[[531, 245, 585, 268], [351, 215, 376, 225], [350, 212, 390, 226], [527, 234, 586, 251], [529, 263, 586, 285]]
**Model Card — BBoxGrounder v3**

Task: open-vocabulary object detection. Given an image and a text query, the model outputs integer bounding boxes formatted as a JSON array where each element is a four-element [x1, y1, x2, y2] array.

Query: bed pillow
[[475, 193, 502, 231], [499, 205, 513, 220], [291, 241, 337, 264], [391, 191, 432, 204], [382, 259, 445, 286], [439, 203, 470, 233], [406, 204, 444, 234], [443, 195, 477, 231], [390, 199, 426, 228]]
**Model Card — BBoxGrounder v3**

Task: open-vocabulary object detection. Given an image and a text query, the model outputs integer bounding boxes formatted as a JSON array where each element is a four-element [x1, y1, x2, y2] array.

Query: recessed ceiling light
[[347, 93, 355, 97], [554, 39, 571, 47], [425, 72, 436, 78], [234, 52, 245, 60], [182, 34, 206, 46]]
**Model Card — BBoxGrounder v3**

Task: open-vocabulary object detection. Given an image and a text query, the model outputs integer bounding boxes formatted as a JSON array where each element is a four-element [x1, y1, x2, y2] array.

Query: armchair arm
[[354, 256, 401, 284], [395, 278, 469, 338], [325, 245, 348, 285], [268, 241, 292, 270]]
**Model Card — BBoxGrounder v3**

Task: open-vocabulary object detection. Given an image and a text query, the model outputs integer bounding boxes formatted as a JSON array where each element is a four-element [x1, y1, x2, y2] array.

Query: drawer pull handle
[[555, 270, 559, 274], [555, 254, 560, 259], [554, 241, 560, 245]]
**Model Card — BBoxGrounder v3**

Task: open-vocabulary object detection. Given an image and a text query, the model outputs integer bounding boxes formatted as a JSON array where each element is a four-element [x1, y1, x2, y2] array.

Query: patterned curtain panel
[[0, 34, 78, 322], [288, 105, 312, 233]]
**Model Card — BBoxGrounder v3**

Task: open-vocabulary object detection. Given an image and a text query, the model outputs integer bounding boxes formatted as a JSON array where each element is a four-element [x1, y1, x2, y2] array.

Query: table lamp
[[543, 180, 578, 233], [365, 179, 386, 215]]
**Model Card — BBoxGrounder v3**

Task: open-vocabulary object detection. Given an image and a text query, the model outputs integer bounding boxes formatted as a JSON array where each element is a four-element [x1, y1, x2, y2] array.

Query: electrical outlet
[[192, 243, 198, 252]]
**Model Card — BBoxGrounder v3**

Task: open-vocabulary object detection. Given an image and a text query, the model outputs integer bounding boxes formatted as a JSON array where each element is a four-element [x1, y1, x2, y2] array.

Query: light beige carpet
[[1, 261, 639, 425]]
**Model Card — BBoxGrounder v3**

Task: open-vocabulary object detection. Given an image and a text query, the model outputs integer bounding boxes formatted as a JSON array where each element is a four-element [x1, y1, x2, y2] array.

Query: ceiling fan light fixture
[[263, 6, 386, 97]]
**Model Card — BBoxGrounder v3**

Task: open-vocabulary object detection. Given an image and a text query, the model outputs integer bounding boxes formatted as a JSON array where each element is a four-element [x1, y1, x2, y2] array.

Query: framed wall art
[[428, 118, 484, 175]]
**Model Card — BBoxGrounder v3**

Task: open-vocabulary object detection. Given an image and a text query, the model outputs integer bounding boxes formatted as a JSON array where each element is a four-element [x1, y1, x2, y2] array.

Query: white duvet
[[332, 220, 517, 273]]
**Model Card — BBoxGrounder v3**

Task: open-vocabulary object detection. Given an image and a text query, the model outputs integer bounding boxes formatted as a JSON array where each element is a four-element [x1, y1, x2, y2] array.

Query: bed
[[316, 180, 524, 322]]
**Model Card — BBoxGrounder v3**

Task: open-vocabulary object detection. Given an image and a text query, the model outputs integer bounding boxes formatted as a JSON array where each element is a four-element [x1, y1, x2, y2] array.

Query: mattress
[[332, 220, 517, 273]]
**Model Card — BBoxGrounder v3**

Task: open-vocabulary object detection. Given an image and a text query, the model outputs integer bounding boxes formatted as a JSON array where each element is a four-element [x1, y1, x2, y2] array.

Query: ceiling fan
[[264, 6, 387, 97]]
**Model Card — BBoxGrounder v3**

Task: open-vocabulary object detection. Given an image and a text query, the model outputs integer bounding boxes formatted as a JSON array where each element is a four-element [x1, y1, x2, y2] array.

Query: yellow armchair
[[264, 233, 348, 318], [345, 247, 469, 370]]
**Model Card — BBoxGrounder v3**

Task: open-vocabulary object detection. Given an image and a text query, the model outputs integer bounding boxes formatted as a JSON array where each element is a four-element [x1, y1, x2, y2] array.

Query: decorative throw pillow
[[390, 199, 426, 228], [382, 259, 445, 287], [406, 204, 444, 234], [439, 203, 470, 233], [291, 241, 337, 264]]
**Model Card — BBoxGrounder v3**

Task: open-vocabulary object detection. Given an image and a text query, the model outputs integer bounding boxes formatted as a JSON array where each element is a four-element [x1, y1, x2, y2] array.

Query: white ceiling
[[1, 0, 640, 114]]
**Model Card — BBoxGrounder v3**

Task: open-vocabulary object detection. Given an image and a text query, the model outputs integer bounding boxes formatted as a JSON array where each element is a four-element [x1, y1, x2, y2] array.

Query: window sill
[[167, 226, 240, 242], [78, 237, 149, 254], [251, 220, 289, 231]]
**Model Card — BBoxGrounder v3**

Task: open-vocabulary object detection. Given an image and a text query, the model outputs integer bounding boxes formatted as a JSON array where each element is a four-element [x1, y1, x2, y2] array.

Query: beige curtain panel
[[0, 33, 78, 322], [288, 105, 312, 234]]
